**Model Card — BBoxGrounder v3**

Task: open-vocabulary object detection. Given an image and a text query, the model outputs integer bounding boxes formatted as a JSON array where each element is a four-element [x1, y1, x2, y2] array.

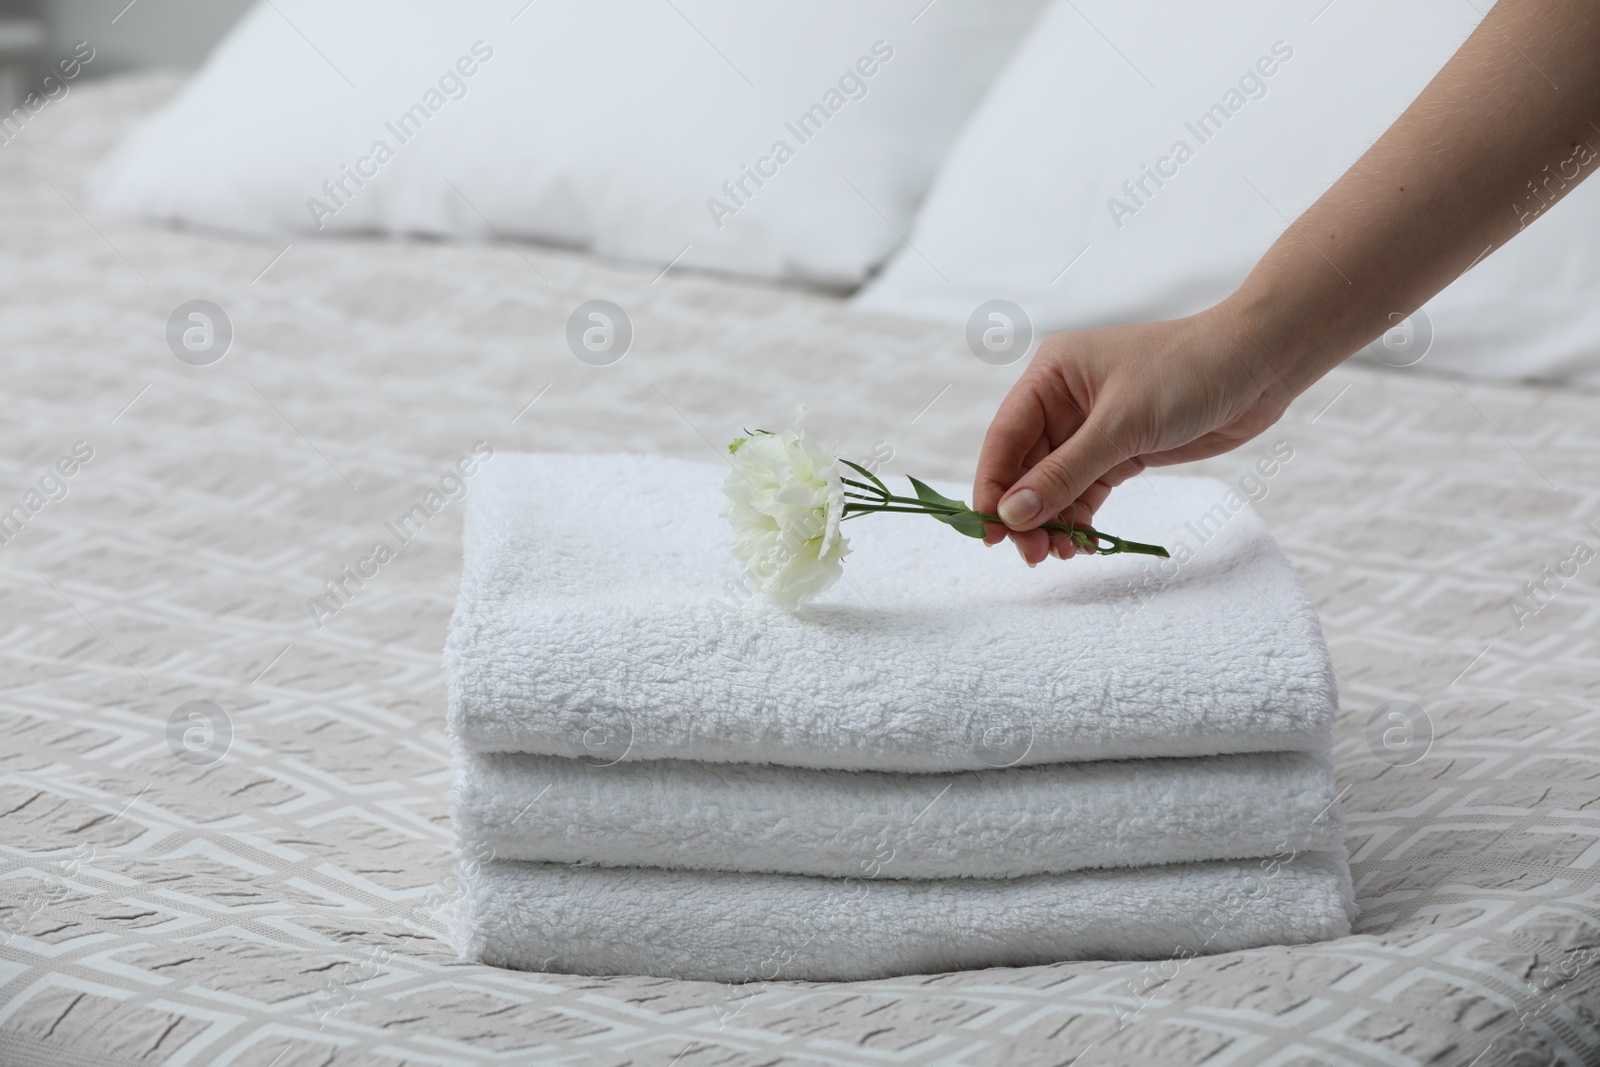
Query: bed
[[2, 74, 1598, 1067]]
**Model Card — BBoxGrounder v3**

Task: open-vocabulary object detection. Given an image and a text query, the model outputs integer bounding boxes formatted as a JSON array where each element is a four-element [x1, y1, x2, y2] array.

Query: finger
[[974, 387, 1045, 509], [1046, 458, 1147, 559], [1047, 521, 1077, 560], [975, 373, 1084, 542], [997, 436, 1052, 548], [977, 411, 1042, 543], [1134, 433, 1256, 469], [1049, 498, 1098, 559], [997, 416, 1130, 532], [1013, 526, 1051, 566], [1067, 457, 1147, 527]]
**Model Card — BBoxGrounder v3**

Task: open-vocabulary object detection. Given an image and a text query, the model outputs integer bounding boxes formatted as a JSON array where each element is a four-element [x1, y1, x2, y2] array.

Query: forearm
[[1223, 0, 1600, 398]]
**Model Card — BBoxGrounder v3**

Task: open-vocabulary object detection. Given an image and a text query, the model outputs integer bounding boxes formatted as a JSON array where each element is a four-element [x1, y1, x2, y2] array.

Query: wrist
[[1195, 291, 1318, 416], [1213, 268, 1363, 406]]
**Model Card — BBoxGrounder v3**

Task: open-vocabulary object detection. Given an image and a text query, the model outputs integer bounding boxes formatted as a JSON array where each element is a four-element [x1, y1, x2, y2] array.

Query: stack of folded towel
[[446, 454, 1354, 983]]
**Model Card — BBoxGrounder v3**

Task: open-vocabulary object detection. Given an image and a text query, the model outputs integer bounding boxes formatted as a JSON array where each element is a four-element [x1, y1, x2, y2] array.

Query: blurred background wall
[[0, 0, 249, 107]]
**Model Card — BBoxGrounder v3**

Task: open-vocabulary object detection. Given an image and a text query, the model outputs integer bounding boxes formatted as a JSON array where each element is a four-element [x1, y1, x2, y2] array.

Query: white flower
[[722, 407, 849, 609]]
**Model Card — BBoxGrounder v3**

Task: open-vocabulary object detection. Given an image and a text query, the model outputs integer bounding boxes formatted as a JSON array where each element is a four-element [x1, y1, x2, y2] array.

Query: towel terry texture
[[446, 454, 1353, 981], [454, 749, 1345, 879], [457, 850, 1357, 983], [447, 455, 1338, 770]]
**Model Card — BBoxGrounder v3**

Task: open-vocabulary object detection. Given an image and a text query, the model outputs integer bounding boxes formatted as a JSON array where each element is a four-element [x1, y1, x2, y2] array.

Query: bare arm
[[978, 0, 1600, 564]]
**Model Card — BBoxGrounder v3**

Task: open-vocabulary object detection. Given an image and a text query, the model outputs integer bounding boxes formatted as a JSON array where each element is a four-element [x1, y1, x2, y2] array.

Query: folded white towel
[[448, 455, 1336, 770], [457, 850, 1356, 982], [454, 749, 1343, 879]]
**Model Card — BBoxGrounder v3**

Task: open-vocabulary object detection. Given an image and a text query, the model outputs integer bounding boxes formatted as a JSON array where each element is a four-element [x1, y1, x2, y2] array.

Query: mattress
[[1, 75, 1597, 1066]]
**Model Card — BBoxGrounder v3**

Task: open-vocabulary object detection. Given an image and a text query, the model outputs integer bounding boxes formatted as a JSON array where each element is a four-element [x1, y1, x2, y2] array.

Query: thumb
[[996, 420, 1130, 530]]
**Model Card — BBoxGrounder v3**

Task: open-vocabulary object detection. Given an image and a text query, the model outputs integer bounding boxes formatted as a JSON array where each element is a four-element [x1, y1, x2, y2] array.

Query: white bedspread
[[3, 75, 1600, 1066]]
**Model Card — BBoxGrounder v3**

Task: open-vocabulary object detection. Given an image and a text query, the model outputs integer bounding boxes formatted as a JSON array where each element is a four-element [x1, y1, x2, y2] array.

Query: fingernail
[[998, 489, 1042, 527], [1014, 541, 1037, 569]]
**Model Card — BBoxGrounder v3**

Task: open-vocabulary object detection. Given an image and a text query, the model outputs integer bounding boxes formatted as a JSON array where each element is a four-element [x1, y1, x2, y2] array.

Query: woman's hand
[[975, 0, 1600, 568], [974, 304, 1301, 565]]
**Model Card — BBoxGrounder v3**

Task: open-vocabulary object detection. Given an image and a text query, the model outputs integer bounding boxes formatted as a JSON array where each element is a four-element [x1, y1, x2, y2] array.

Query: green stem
[[851, 491, 953, 510], [842, 504, 956, 517], [971, 512, 1169, 557], [841, 500, 1169, 558]]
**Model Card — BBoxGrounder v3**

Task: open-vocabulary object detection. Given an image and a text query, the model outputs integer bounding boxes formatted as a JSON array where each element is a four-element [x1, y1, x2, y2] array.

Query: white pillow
[[92, 0, 1047, 288], [855, 0, 1600, 385]]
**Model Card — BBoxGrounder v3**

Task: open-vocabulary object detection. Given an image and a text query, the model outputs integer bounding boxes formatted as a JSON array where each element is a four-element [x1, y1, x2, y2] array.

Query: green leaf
[[905, 476, 968, 513], [944, 511, 988, 538], [902, 477, 987, 538], [922, 507, 987, 538], [839, 458, 889, 497]]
